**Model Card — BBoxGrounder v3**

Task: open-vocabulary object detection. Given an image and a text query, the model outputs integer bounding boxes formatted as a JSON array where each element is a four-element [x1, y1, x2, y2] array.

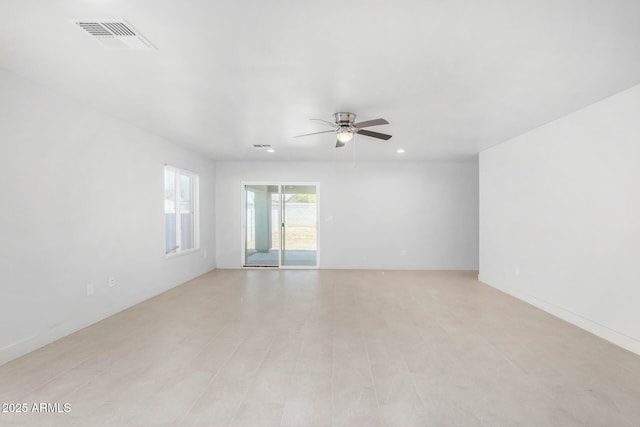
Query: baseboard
[[478, 274, 640, 357], [0, 267, 216, 366], [0, 305, 120, 366]]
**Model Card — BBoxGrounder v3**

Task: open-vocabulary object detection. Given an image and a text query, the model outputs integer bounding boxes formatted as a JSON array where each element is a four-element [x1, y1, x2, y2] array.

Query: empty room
[[1, 1, 639, 426]]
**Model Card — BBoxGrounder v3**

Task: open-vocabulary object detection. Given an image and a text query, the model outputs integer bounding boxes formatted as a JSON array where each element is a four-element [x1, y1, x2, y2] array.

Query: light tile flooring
[[1, 270, 640, 426]]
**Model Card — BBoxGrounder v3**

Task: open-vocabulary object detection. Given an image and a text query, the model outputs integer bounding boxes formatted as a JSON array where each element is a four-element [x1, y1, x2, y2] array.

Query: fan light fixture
[[293, 112, 391, 148], [336, 128, 353, 143]]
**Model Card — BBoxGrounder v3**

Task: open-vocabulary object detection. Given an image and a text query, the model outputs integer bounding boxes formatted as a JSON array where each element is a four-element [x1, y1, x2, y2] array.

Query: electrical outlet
[[87, 284, 94, 296], [401, 249, 407, 256], [108, 276, 116, 288], [203, 250, 207, 259]]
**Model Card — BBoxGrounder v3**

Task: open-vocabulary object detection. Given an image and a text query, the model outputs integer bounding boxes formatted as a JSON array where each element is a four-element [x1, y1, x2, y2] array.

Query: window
[[164, 165, 199, 255]]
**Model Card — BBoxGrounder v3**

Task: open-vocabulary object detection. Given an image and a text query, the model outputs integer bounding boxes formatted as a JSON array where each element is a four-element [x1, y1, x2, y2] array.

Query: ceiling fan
[[294, 112, 392, 147]]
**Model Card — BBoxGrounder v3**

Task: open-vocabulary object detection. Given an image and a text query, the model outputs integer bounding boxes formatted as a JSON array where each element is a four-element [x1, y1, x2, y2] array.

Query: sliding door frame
[[241, 181, 320, 269]]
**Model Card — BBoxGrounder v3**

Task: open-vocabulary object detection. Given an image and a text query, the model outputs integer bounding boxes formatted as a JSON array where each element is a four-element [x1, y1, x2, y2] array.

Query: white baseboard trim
[[0, 305, 119, 366], [478, 274, 640, 357], [0, 268, 216, 366]]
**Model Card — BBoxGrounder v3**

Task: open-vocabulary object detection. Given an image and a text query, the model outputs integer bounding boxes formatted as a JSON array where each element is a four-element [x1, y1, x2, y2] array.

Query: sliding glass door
[[282, 185, 317, 266], [244, 185, 280, 266], [243, 183, 318, 268]]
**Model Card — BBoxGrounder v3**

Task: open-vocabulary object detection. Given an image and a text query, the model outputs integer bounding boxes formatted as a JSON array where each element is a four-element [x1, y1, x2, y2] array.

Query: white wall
[[479, 84, 640, 355], [0, 70, 216, 365], [216, 161, 478, 270]]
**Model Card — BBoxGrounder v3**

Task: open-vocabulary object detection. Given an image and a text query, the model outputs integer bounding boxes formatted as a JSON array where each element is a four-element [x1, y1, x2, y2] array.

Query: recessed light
[[396, 149, 405, 154], [267, 149, 275, 153]]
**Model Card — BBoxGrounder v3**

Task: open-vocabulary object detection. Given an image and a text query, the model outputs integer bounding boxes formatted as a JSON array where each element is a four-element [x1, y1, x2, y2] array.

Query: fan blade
[[293, 130, 336, 138], [335, 140, 346, 148], [357, 129, 392, 140], [310, 118, 338, 128], [353, 118, 388, 129]]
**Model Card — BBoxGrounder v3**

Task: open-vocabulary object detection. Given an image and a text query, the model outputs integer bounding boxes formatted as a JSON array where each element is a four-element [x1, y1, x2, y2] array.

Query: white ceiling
[[2, 0, 640, 161]]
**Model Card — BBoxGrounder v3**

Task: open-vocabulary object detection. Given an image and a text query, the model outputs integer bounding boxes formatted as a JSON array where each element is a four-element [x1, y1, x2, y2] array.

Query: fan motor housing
[[334, 112, 356, 125]]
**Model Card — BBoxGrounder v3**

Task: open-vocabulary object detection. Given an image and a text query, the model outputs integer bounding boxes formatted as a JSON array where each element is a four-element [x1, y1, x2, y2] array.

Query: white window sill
[[165, 248, 200, 259]]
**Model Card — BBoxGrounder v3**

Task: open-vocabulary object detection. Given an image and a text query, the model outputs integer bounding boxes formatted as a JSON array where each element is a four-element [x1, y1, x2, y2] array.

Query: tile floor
[[1, 269, 639, 426]]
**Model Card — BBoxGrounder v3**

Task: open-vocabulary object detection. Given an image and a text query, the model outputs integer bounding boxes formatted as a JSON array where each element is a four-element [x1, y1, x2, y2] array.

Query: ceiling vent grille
[[74, 20, 154, 50], [253, 144, 272, 149]]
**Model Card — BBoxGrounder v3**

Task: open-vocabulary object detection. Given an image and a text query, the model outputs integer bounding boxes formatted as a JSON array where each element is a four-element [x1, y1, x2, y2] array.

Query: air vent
[[74, 19, 154, 50], [252, 144, 272, 149]]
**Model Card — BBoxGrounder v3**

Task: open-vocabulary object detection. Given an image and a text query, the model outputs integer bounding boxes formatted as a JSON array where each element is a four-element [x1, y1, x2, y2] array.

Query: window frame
[[164, 165, 200, 258]]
